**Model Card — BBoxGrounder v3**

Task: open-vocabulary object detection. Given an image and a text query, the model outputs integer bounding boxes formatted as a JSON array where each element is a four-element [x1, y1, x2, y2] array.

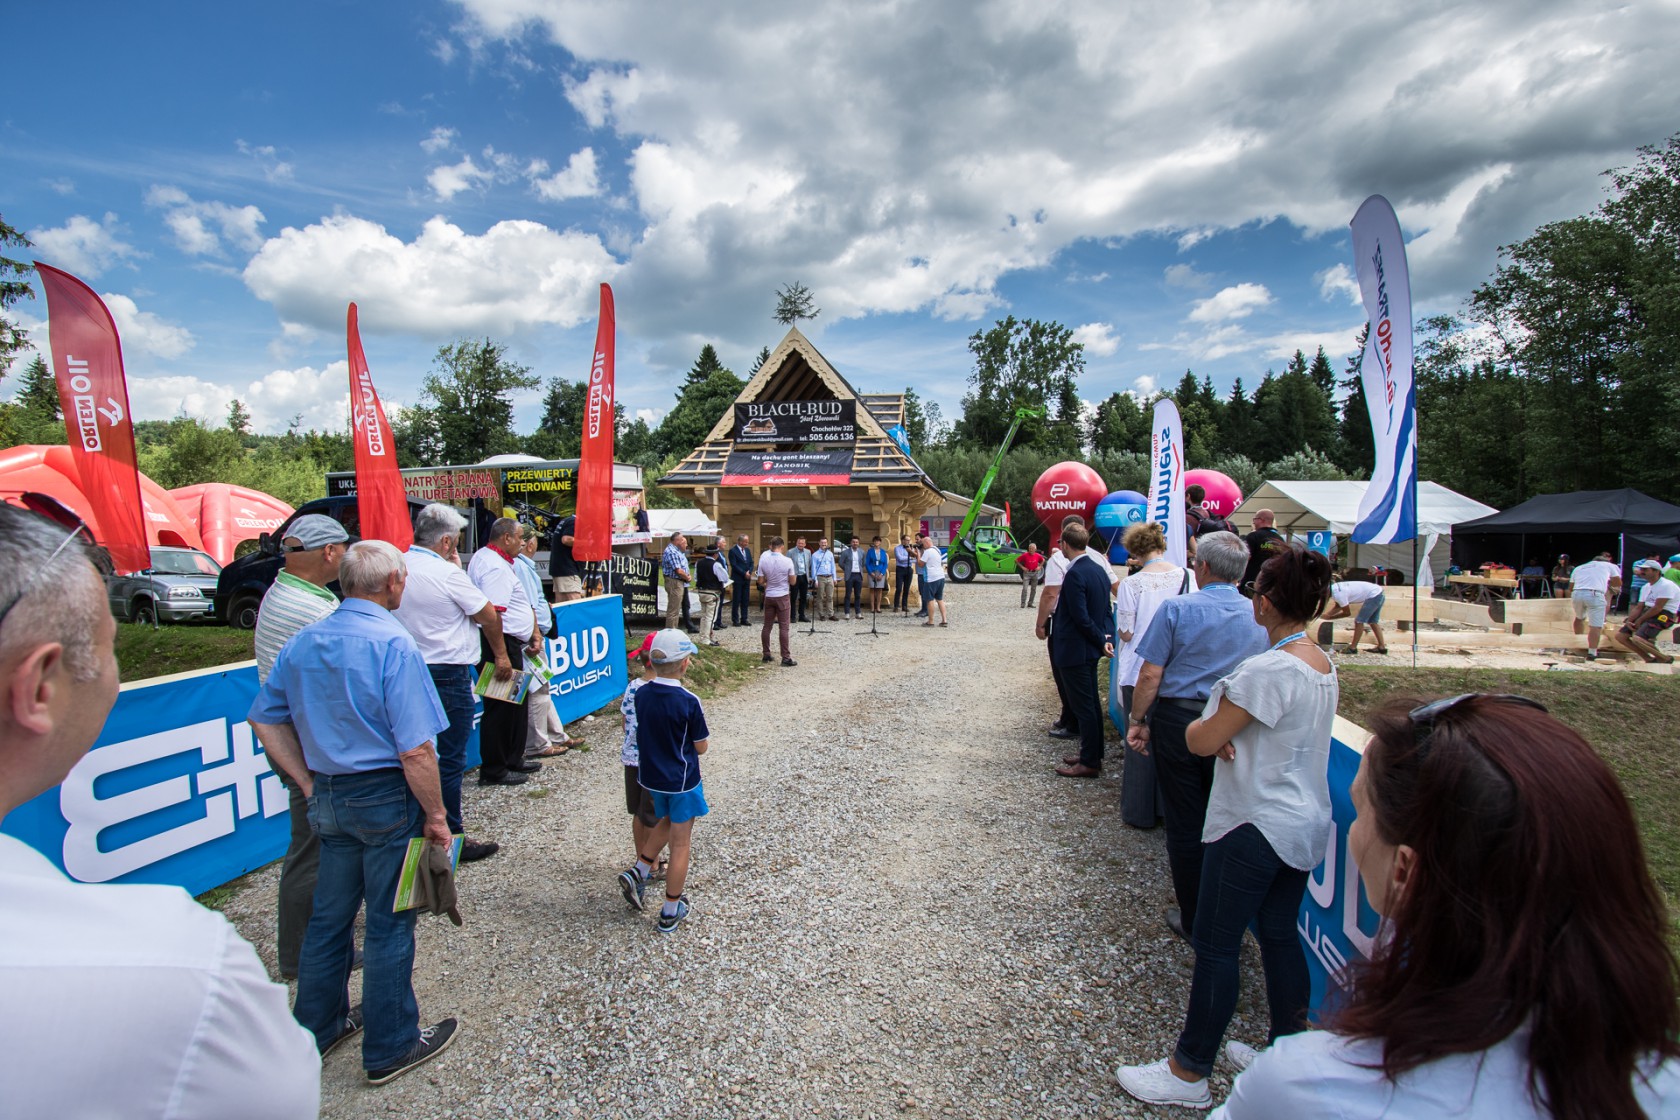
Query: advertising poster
[[721, 448, 853, 486], [610, 552, 660, 617], [612, 487, 651, 544], [732, 400, 856, 444]]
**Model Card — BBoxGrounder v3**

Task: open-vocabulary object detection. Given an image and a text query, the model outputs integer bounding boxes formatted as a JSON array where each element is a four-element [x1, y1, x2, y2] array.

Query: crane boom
[[951, 406, 1040, 547]]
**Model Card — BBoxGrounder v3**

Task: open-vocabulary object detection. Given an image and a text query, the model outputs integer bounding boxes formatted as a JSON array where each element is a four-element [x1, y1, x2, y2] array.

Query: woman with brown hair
[[1217, 695, 1680, 1118], [1116, 543, 1337, 1108]]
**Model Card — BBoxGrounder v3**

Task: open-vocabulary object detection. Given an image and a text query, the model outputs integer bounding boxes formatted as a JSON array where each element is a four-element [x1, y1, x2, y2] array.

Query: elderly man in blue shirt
[[250, 540, 459, 1087], [1125, 531, 1267, 944], [661, 531, 692, 631]]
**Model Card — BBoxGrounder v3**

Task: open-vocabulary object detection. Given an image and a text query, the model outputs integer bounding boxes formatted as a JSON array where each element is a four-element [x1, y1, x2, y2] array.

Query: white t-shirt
[[1044, 548, 1116, 591], [1115, 564, 1195, 688], [1570, 559, 1622, 594], [1638, 576, 1679, 611], [921, 547, 946, 582], [1330, 581, 1384, 607], [0, 835, 321, 1118], [1201, 647, 1338, 871], [756, 550, 795, 598], [467, 546, 535, 641], [621, 676, 649, 766], [1215, 1022, 1680, 1119], [396, 546, 492, 664]]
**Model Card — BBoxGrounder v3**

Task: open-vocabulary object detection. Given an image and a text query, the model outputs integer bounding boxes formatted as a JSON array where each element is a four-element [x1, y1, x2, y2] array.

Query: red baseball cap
[[630, 633, 655, 660]]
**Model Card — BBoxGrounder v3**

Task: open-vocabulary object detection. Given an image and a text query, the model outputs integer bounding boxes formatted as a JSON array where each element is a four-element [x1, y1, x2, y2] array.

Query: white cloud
[[244, 361, 351, 432], [633, 407, 665, 426], [145, 186, 266, 256], [1163, 262, 1212, 290], [29, 213, 138, 277], [236, 140, 293, 182], [426, 145, 525, 200], [1132, 375, 1156, 395], [44, 178, 75, 196], [1071, 322, 1120, 356], [531, 148, 602, 201], [433, 0, 1680, 359], [126, 374, 236, 423], [421, 126, 458, 154], [1316, 262, 1363, 307], [101, 293, 195, 358], [1188, 282, 1273, 323], [242, 213, 619, 338]]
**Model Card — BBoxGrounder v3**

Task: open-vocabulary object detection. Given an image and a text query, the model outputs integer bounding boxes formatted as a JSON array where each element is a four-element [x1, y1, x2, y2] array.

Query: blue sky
[[5, 1, 1677, 442]]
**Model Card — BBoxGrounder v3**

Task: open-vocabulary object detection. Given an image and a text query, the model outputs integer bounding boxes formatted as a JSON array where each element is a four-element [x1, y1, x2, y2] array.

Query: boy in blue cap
[[615, 629, 711, 932]]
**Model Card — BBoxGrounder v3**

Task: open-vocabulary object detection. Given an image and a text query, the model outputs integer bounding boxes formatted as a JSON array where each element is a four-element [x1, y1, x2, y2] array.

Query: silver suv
[[107, 546, 223, 624]]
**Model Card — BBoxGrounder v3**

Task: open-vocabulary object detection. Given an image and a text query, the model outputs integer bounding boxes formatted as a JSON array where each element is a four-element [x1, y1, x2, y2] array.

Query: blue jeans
[[295, 769, 422, 1071], [1173, 823, 1311, 1077], [427, 663, 475, 833]]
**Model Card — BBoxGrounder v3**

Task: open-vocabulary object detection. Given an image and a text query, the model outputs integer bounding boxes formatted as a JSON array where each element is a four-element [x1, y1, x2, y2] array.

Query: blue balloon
[[1094, 491, 1147, 562]]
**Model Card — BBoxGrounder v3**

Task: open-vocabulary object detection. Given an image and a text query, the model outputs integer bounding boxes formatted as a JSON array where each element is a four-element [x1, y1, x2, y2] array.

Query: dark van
[[212, 496, 429, 628]]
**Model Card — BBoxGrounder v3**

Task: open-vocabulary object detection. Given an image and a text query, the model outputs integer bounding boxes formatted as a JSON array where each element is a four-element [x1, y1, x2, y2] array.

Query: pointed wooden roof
[[659, 327, 934, 488]]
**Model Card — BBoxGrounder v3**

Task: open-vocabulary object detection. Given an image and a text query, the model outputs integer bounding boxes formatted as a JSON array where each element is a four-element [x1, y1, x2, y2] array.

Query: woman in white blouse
[[1116, 543, 1337, 1110], [1113, 521, 1194, 828], [1214, 695, 1680, 1120]]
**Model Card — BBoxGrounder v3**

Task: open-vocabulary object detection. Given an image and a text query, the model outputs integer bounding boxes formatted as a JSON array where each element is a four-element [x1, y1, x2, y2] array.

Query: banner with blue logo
[[1, 595, 630, 897], [1350, 195, 1417, 545], [886, 423, 912, 456], [1304, 530, 1335, 558], [1300, 719, 1381, 1017], [1148, 398, 1187, 567]]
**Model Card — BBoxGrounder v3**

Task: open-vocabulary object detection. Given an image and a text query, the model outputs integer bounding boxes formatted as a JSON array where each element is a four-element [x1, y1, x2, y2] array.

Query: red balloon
[[1183, 468, 1243, 518], [1032, 462, 1107, 529]]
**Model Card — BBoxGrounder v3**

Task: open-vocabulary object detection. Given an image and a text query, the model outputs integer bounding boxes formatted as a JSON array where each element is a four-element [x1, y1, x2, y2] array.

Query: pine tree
[[687, 344, 726, 387], [1308, 346, 1336, 395], [749, 346, 772, 375], [16, 355, 59, 420]]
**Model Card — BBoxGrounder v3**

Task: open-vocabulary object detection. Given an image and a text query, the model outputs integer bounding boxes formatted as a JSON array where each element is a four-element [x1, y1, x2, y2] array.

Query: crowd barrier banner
[[0, 596, 629, 898], [1300, 717, 1382, 1017]]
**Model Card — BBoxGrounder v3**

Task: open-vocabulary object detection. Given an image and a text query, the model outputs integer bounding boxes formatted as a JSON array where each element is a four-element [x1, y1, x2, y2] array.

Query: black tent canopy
[[1452, 488, 1680, 593]]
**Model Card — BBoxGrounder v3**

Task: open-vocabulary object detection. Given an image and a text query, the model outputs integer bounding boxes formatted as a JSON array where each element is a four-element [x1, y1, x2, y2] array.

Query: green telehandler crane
[[944, 405, 1041, 582]]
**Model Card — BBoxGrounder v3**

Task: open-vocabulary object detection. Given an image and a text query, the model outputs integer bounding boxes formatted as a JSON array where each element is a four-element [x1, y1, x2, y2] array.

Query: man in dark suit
[[1052, 523, 1116, 779], [728, 533, 755, 626]]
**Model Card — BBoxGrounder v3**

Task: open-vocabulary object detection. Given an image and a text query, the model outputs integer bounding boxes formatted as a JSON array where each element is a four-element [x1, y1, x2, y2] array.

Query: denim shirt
[[811, 549, 836, 577], [1133, 582, 1268, 701]]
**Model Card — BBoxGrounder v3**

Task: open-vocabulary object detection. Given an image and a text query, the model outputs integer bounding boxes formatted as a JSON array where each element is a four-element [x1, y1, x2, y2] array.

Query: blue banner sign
[[1304, 530, 1334, 558], [1300, 718, 1381, 1016], [1, 596, 630, 897]]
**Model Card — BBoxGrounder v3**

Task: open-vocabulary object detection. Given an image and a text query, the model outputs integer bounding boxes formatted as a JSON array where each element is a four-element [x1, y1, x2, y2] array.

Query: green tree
[[902, 386, 929, 449], [949, 316, 1085, 453], [226, 398, 252, 438], [0, 216, 33, 379], [1265, 448, 1349, 481], [655, 349, 744, 459], [16, 355, 59, 420], [1090, 391, 1148, 455], [418, 339, 540, 466], [1218, 378, 1258, 458], [686, 343, 726, 387], [749, 346, 772, 375], [1334, 324, 1374, 475], [1252, 356, 1334, 465], [1307, 346, 1336, 396], [772, 282, 820, 326]]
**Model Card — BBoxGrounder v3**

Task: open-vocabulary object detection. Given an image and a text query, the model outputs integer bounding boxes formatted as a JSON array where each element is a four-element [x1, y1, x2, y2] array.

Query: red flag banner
[[34, 262, 150, 574], [346, 303, 412, 550], [573, 283, 615, 561]]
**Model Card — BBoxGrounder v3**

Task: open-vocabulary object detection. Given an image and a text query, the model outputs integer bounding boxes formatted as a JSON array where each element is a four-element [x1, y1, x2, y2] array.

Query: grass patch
[[1338, 667, 1680, 911], [195, 882, 242, 911], [526, 787, 550, 799], [115, 622, 253, 683], [677, 643, 763, 700]]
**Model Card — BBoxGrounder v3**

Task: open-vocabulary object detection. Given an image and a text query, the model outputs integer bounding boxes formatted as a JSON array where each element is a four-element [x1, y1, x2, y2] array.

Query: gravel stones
[[220, 583, 1275, 1117]]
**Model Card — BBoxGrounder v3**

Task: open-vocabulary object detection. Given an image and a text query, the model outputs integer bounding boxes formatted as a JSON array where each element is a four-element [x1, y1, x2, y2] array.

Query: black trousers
[[893, 567, 914, 611], [793, 575, 810, 620], [731, 577, 751, 624], [1150, 701, 1216, 936], [1048, 625, 1072, 729], [844, 573, 863, 614], [1058, 657, 1105, 768], [477, 637, 529, 781]]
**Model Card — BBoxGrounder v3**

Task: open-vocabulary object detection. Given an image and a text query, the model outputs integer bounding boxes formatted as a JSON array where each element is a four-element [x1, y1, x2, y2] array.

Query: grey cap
[[283, 514, 350, 551]]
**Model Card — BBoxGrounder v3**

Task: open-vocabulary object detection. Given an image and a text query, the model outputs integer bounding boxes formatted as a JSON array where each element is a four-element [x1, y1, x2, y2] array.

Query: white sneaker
[[1225, 1039, 1260, 1072], [1114, 1058, 1211, 1109]]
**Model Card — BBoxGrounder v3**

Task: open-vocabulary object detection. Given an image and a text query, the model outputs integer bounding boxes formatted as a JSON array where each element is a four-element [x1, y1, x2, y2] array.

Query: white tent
[[645, 508, 720, 539], [1230, 480, 1496, 586]]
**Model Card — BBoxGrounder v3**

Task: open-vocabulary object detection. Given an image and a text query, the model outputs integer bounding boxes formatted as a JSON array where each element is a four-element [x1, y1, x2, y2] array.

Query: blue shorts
[[1355, 593, 1385, 624], [646, 783, 709, 824], [924, 579, 946, 601]]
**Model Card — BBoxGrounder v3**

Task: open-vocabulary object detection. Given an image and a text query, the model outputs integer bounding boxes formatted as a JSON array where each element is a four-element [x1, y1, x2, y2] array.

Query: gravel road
[[223, 581, 1273, 1118]]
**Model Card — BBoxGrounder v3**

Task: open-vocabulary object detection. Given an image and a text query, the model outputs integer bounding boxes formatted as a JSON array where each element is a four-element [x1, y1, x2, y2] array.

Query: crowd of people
[[1026, 499, 1680, 1115], [4, 488, 1678, 1115]]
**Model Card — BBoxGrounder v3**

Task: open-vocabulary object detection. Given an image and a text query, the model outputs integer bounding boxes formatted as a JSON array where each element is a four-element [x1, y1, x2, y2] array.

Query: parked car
[[108, 546, 223, 624], [212, 496, 429, 628]]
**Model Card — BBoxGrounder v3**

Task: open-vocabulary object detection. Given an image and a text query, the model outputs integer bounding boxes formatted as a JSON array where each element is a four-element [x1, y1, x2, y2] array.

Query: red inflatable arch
[[0, 444, 206, 565], [170, 483, 295, 566]]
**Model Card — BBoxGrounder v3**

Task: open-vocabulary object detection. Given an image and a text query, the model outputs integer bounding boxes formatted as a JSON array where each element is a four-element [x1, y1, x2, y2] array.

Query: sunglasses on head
[[0, 520, 92, 633], [1408, 693, 1548, 747]]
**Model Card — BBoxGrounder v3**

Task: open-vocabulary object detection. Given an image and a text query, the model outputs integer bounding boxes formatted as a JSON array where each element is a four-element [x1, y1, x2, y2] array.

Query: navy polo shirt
[[633, 679, 710, 794]]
